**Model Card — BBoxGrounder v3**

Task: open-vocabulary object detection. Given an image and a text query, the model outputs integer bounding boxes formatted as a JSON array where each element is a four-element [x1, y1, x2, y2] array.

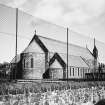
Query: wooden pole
[[67, 28, 69, 81], [94, 38, 95, 80], [15, 8, 18, 80]]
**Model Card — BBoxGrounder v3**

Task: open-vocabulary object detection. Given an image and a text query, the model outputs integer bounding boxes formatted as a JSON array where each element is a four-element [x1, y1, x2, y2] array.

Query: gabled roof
[[49, 53, 66, 68], [22, 34, 94, 61], [22, 35, 48, 54], [50, 53, 89, 68], [21, 34, 93, 68], [37, 35, 94, 60]]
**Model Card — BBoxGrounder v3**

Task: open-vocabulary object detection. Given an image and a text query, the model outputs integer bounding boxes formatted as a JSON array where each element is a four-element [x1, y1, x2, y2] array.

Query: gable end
[[49, 53, 66, 68]]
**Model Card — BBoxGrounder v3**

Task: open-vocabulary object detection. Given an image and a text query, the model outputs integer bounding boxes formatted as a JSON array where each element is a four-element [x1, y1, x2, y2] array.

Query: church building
[[11, 34, 98, 80]]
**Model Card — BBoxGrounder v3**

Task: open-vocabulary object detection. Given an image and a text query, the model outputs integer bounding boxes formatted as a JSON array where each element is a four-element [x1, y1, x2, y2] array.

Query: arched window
[[70, 67, 71, 76], [78, 68, 79, 76], [26, 62, 28, 68], [81, 68, 82, 77], [73, 68, 74, 76], [31, 58, 34, 68], [83, 68, 84, 77], [24, 59, 25, 68]]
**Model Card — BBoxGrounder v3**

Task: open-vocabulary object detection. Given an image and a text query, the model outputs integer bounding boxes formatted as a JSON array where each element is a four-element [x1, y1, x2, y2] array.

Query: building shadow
[[95, 99, 105, 105]]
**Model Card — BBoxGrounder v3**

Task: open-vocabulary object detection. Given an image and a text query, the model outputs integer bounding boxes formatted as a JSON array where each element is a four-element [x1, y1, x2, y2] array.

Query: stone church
[[11, 34, 98, 80]]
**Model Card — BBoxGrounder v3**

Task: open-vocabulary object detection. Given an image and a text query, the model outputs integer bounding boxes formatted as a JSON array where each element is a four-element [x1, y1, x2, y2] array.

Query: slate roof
[[38, 35, 94, 60], [50, 53, 89, 68], [59, 53, 89, 68], [11, 35, 93, 68]]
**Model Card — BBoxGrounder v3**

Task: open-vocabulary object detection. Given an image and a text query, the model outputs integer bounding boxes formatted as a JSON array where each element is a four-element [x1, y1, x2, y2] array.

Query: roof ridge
[[37, 34, 87, 50], [58, 53, 83, 58]]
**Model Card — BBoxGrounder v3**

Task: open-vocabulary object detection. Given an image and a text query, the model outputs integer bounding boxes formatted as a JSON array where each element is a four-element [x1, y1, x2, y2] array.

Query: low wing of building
[[49, 53, 89, 79], [16, 35, 95, 80]]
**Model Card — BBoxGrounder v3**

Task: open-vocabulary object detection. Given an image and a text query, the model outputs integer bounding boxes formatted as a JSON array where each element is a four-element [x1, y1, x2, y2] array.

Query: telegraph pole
[[93, 38, 96, 80], [15, 8, 18, 80], [94, 38, 95, 73], [67, 28, 69, 81]]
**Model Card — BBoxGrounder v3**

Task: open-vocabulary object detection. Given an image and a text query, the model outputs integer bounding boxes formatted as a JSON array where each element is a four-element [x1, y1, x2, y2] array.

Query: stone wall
[[22, 53, 45, 79], [49, 68, 63, 79]]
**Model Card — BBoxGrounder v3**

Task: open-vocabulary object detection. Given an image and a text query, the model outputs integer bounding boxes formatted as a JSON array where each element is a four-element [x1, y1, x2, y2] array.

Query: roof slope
[[50, 53, 89, 68], [38, 35, 94, 60], [59, 54, 89, 68]]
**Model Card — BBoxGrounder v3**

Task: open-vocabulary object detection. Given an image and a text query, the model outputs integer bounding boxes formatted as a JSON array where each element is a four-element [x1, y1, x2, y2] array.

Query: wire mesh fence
[[0, 4, 105, 105], [0, 4, 105, 63]]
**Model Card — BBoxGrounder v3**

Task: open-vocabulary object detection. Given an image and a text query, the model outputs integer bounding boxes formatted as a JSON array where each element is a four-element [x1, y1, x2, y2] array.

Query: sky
[[0, 0, 105, 63]]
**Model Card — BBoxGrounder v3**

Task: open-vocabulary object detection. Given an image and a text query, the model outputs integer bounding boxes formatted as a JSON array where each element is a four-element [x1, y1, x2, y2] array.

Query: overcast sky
[[0, 0, 105, 63], [6, 0, 105, 40]]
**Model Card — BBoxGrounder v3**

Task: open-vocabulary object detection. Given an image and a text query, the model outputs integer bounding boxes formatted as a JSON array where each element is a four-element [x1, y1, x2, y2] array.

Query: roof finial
[[35, 29, 36, 35], [94, 37, 95, 47]]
